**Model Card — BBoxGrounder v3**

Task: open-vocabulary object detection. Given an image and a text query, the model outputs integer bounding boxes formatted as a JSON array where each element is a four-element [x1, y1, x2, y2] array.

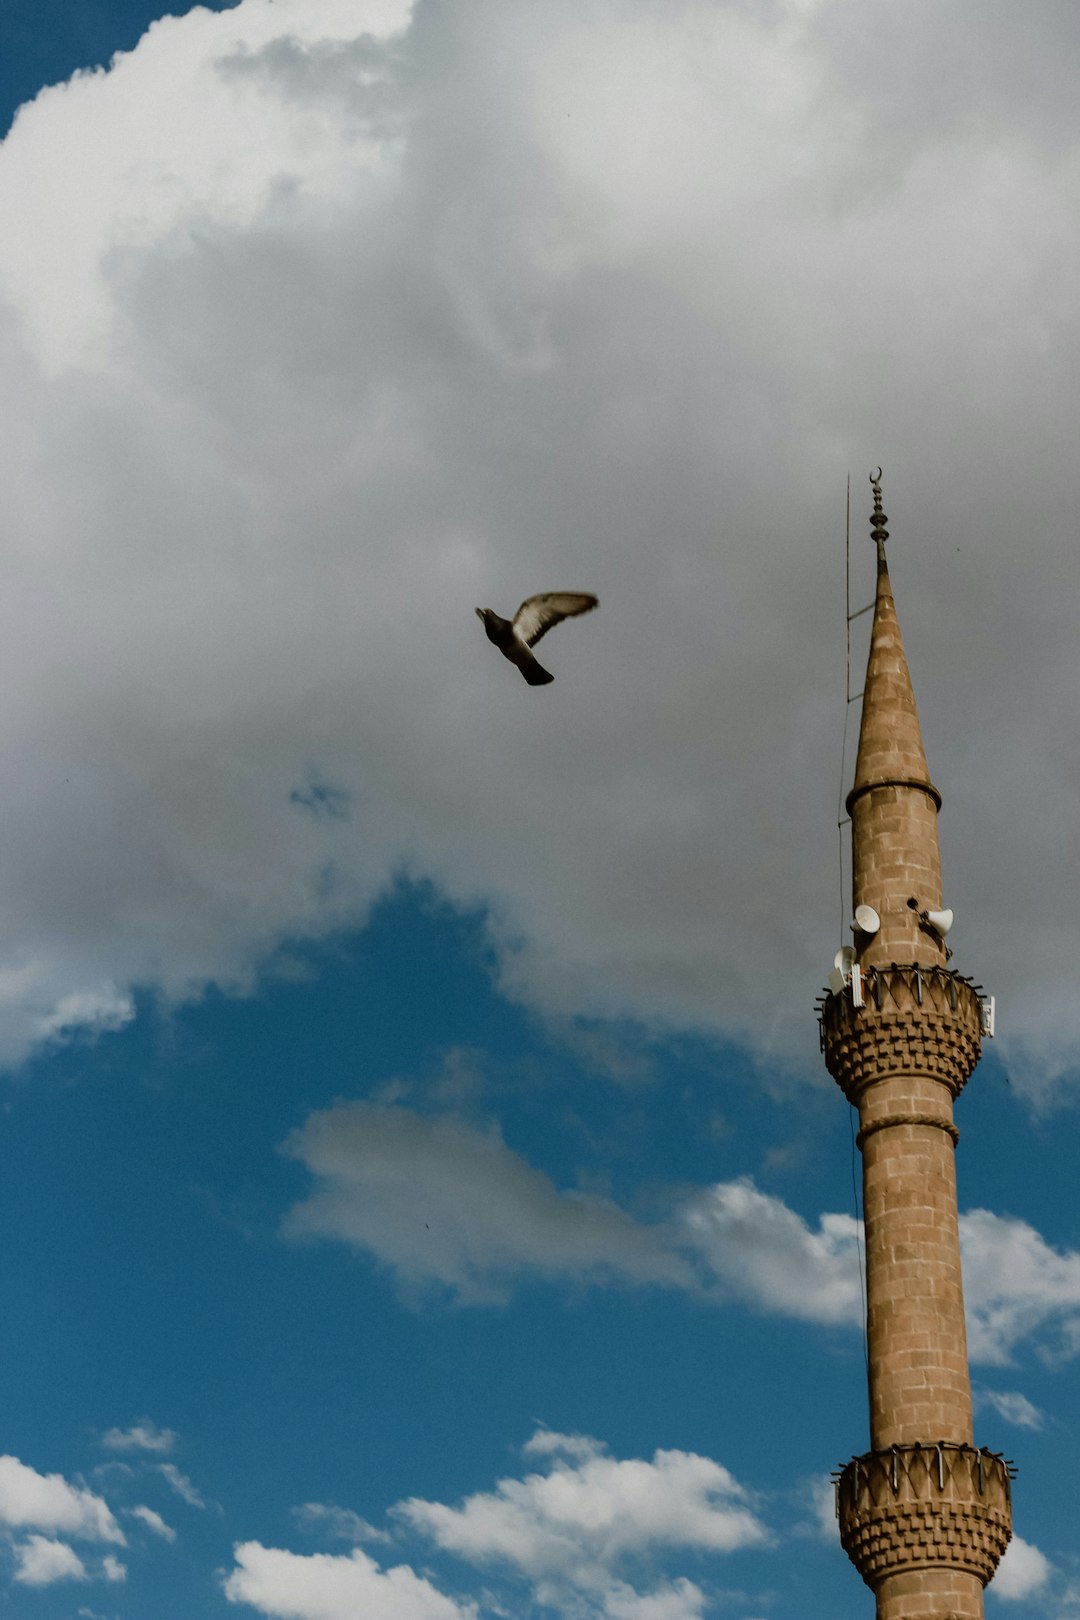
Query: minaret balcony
[[834, 1442, 1014, 1587], [819, 966, 984, 1106]]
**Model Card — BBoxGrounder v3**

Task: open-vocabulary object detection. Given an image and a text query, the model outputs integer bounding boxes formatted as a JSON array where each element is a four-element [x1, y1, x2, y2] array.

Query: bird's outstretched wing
[[513, 592, 598, 647]]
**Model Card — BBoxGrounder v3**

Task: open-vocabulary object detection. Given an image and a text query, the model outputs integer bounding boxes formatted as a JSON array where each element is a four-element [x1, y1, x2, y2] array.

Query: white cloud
[[0, 0, 413, 370], [680, 1178, 861, 1325], [973, 1388, 1045, 1431], [400, 1432, 766, 1577], [523, 1429, 605, 1463], [283, 1102, 691, 1302], [282, 1100, 1080, 1366], [101, 1419, 176, 1454], [683, 1193, 1080, 1365], [13, 1535, 88, 1586], [294, 1502, 389, 1544], [803, 1475, 838, 1541], [598, 1578, 708, 1620], [36, 985, 134, 1042], [399, 1430, 766, 1620], [282, 1101, 862, 1320], [157, 1463, 205, 1509], [0, 0, 1075, 1089], [960, 1209, 1080, 1365], [988, 1534, 1052, 1602], [223, 1540, 476, 1620], [0, 1455, 124, 1544], [102, 1553, 127, 1582], [129, 1504, 177, 1542]]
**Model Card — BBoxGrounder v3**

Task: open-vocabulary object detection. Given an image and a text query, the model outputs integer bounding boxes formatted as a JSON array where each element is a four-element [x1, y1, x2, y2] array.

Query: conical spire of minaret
[[846, 472, 946, 968]]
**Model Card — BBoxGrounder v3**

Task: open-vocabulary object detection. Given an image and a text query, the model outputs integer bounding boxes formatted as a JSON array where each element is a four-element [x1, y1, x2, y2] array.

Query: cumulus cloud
[[597, 1583, 708, 1620], [680, 1178, 861, 1324], [961, 1209, 1080, 1365], [224, 1430, 767, 1620], [400, 1437, 766, 1572], [0, 0, 1076, 1085], [399, 1429, 765, 1619], [223, 1540, 476, 1620], [12, 1534, 89, 1586], [988, 1534, 1052, 1602], [0, 0, 413, 369], [0, 1455, 124, 1545]]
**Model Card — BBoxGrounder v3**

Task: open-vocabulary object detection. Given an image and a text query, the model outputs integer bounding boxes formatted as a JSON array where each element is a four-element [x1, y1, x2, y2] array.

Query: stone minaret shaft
[[822, 479, 1012, 1620]]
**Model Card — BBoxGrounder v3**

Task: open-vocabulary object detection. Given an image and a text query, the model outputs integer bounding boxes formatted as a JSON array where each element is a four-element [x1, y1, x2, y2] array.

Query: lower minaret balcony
[[820, 965, 984, 1105], [835, 1443, 1014, 1588]]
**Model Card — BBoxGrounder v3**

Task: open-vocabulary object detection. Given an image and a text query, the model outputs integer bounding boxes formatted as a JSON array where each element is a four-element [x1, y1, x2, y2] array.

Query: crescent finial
[[869, 468, 888, 559]]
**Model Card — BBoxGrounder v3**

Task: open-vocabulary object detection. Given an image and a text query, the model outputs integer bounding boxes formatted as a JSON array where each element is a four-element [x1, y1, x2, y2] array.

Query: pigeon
[[475, 592, 599, 685]]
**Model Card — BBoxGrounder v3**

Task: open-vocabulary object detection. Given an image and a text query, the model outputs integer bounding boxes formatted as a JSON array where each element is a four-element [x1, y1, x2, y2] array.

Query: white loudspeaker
[[853, 905, 880, 935], [923, 908, 954, 937]]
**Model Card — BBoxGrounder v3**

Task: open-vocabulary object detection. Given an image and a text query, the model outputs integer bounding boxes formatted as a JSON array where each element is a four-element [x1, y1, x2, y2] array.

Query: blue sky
[[0, 1, 1079, 1615]]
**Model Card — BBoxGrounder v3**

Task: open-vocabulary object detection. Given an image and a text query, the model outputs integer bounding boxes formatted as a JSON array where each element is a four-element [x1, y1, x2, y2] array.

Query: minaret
[[821, 475, 1013, 1619]]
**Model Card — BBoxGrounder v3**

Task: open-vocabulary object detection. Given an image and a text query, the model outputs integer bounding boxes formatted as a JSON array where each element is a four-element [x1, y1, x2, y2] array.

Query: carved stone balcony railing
[[819, 966, 984, 1104], [834, 1442, 1013, 1588]]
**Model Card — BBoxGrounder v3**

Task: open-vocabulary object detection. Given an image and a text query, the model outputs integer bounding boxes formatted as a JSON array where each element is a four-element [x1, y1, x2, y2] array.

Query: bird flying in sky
[[475, 592, 599, 685]]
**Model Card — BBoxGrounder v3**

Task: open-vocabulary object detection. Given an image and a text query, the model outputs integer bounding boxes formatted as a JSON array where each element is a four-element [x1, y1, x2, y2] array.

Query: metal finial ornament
[[869, 468, 888, 563]]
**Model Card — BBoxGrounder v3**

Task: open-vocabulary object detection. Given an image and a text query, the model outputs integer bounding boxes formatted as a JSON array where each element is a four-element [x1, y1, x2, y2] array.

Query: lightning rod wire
[[838, 471, 869, 1377]]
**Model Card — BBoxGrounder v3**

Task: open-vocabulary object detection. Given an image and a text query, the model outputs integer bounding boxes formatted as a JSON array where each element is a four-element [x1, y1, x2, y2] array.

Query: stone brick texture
[[874, 1566, 986, 1620], [862, 1098, 971, 1448], [852, 785, 946, 969]]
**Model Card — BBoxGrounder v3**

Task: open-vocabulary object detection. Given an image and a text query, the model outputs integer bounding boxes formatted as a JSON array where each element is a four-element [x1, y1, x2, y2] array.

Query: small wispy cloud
[[35, 987, 134, 1043], [156, 1464, 205, 1510], [522, 1429, 604, 1462], [293, 1502, 389, 1544], [973, 1387, 1045, 1431], [283, 1102, 691, 1305], [797, 1475, 838, 1542], [101, 1421, 176, 1456], [129, 1504, 177, 1543]]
